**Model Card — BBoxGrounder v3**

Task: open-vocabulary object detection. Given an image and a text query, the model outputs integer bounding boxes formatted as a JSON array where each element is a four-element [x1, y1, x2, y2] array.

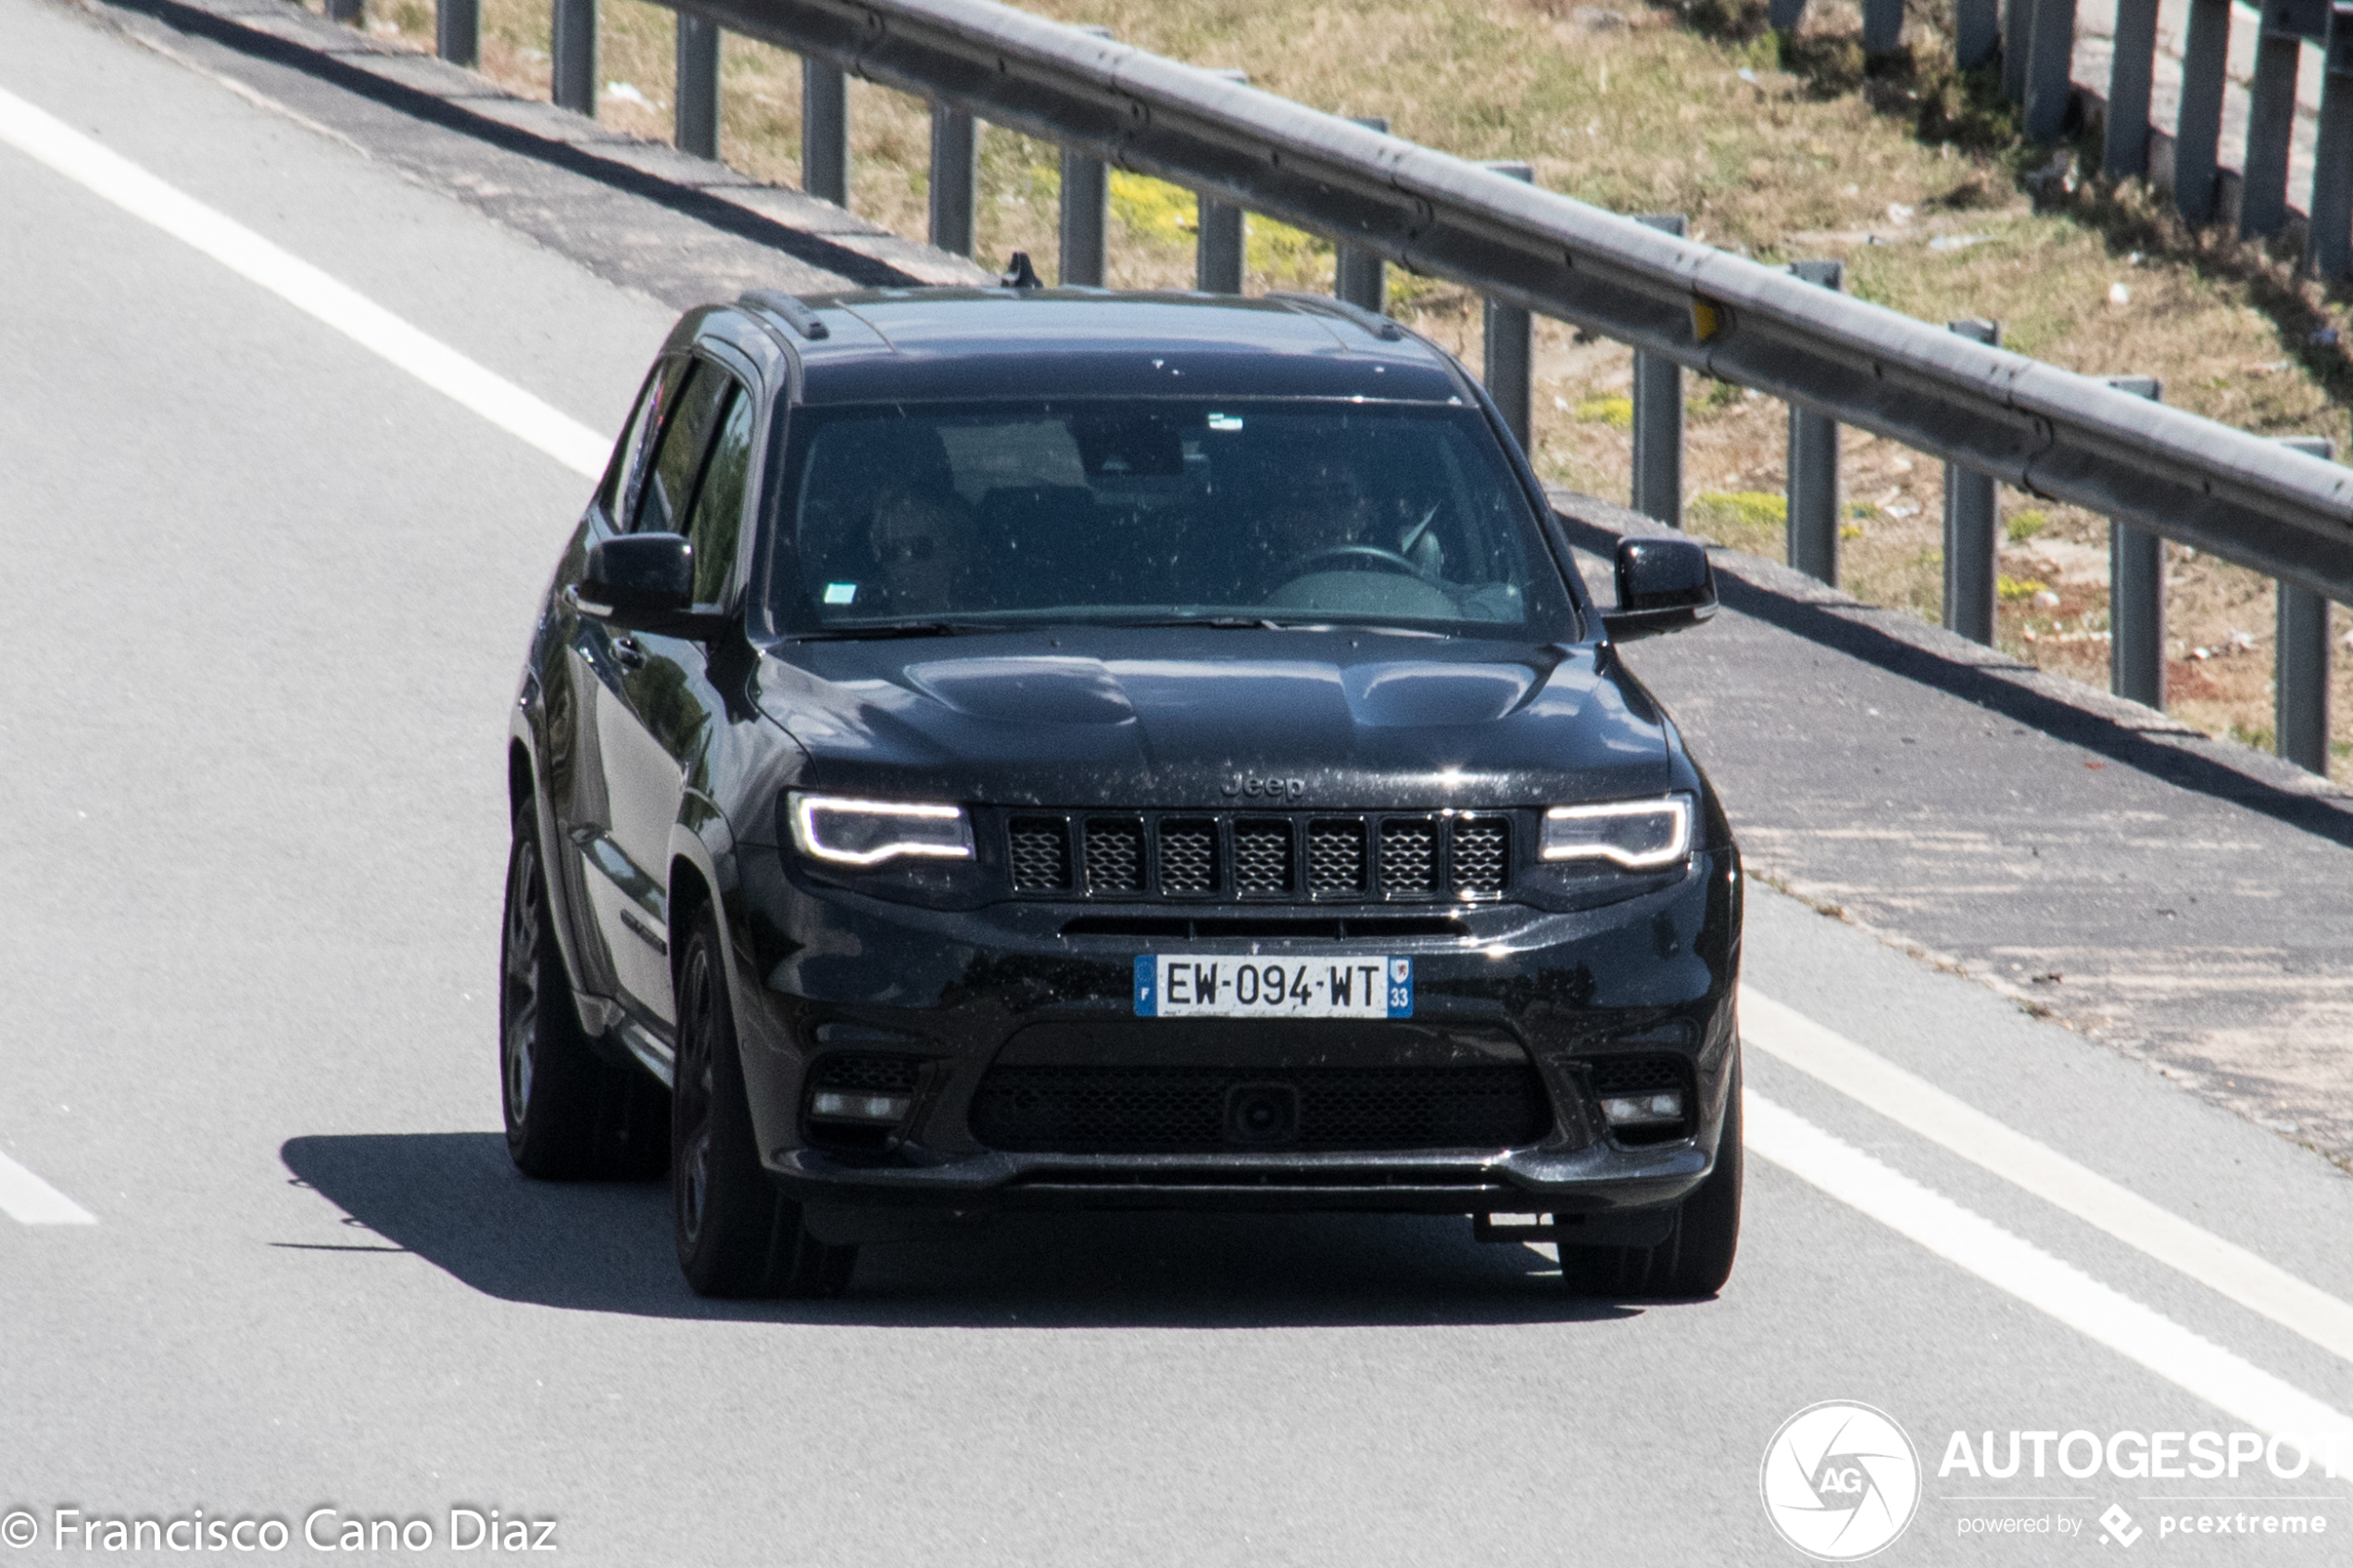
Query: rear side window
[[683, 385, 754, 608], [634, 363, 730, 536]]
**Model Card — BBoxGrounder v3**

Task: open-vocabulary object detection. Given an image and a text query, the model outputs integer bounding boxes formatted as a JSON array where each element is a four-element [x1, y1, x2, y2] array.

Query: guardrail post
[[1863, 0, 1905, 55], [1631, 212, 1687, 529], [2319, 8, 2353, 276], [1195, 69, 1249, 294], [675, 12, 722, 161], [552, 0, 596, 117], [436, 0, 478, 67], [1956, 0, 2000, 69], [2274, 436, 2335, 773], [2106, 375, 2166, 708], [328, 0, 360, 23], [1786, 260, 1843, 585], [2026, 0, 2082, 140], [2242, 0, 2309, 237], [2104, 0, 2159, 177], [1055, 26, 1113, 287], [929, 104, 977, 257], [1944, 320, 2003, 644], [2004, 0, 2032, 102], [1479, 164, 1536, 457], [1059, 147, 1108, 286], [802, 59, 849, 207], [2175, 0, 2232, 223], [1335, 117, 1389, 312]]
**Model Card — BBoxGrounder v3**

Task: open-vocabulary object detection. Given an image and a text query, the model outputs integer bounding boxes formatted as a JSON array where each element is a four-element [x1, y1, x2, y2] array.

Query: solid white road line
[[1742, 985, 2353, 1374], [0, 84, 612, 480], [1747, 1091, 2353, 1464], [0, 1148, 97, 1225]]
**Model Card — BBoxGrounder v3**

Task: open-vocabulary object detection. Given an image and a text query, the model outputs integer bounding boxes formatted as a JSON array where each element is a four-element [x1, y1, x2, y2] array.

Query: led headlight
[[788, 793, 973, 866], [1541, 794, 1693, 869]]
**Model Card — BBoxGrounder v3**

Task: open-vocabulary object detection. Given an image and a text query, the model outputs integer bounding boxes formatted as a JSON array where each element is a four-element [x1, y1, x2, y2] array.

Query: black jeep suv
[[500, 284, 1742, 1300]]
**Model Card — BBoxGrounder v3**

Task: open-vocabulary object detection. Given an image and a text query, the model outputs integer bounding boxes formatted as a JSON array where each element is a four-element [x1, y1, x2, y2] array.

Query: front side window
[[600, 356, 686, 526], [766, 401, 1572, 636], [634, 362, 732, 537], [683, 386, 755, 608]]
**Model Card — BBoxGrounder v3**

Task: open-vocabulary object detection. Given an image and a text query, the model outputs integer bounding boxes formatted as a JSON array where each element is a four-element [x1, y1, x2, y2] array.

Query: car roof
[[738, 288, 1471, 406]]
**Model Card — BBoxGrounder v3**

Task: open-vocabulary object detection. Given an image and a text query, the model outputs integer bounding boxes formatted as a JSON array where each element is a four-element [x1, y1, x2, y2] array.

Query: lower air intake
[[969, 1064, 1550, 1152]]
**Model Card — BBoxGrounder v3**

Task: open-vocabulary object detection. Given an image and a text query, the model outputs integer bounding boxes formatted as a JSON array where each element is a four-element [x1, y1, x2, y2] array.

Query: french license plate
[[1133, 955, 1413, 1019]]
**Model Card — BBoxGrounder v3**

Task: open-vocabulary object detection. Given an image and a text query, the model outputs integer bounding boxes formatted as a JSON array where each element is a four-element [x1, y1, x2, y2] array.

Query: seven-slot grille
[[1001, 811, 1510, 900]]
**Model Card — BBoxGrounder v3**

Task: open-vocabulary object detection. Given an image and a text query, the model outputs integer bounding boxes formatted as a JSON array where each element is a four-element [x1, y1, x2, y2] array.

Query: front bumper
[[725, 847, 1742, 1217]]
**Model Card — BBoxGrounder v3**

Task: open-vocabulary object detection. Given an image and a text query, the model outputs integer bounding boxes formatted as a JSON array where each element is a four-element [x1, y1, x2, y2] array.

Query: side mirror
[[574, 533, 710, 634], [1603, 535, 1717, 643]]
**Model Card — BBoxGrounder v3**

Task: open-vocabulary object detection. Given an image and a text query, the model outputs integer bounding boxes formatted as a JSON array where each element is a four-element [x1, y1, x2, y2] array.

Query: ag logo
[[1759, 1401, 1920, 1561]]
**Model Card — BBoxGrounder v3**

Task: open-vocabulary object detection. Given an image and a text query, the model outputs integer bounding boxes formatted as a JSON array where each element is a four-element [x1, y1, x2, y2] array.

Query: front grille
[[1008, 818, 1071, 891], [1084, 818, 1144, 894], [1158, 820, 1217, 893], [1007, 810, 1514, 902], [1379, 819, 1438, 897], [1308, 820, 1366, 894], [1452, 818, 1508, 897], [1234, 821, 1293, 894], [969, 1064, 1551, 1153]]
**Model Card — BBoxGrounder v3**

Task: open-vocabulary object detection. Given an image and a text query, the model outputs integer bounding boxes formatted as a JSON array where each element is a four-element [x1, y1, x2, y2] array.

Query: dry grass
[[340, 0, 2353, 780]]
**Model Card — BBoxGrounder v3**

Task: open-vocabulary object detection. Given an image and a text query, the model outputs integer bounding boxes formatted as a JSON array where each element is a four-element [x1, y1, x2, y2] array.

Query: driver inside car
[[1252, 452, 1379, 589]]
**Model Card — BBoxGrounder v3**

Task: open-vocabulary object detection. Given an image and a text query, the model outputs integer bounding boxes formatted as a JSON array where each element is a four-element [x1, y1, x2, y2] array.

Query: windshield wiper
[[1110, 616, 1318, 631], [787, 621, 1001, 641]]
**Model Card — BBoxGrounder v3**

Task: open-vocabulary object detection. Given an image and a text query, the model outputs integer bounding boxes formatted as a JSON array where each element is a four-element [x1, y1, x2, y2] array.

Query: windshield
[[766, 401, 1577, 636]]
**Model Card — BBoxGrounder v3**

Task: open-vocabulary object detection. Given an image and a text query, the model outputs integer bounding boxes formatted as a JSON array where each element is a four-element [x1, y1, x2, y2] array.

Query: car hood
[[753, 627, 1671, 809]]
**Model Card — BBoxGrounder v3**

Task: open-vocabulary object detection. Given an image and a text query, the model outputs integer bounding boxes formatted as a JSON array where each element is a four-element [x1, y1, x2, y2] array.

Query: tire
[[671, 910, 857, 1299], [500, 802, 671, 1180], [1561, 1056, 1743, 1300]]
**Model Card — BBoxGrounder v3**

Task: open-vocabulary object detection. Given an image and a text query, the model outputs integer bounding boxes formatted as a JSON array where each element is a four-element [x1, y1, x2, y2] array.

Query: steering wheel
[[1284, 544, 1438, 582]]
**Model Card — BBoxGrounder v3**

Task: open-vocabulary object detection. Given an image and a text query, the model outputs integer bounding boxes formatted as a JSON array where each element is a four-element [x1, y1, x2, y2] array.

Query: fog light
[[1601, 1091, 1684, 1127], [808, 1091, 912, 1124]]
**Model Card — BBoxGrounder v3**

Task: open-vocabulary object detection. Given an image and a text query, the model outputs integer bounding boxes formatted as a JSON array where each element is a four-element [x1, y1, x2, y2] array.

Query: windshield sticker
[[1206, 413, 1244, 432], [823, 583, 859, 605]]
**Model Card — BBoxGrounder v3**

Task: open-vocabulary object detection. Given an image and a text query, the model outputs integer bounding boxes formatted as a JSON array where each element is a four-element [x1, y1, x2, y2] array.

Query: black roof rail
[[738, 289, 832, 341], [1263, 291, 1404, 341]]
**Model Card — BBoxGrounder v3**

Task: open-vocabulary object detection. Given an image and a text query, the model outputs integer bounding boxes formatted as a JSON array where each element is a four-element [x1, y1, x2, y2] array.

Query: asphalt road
[[7, 2, 2353, 1562]]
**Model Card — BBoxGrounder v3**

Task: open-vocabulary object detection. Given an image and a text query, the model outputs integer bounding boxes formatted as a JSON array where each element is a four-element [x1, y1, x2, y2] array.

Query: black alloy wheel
[[1560, 1054, 1743, 1300], [671, 910, 856, 1299], [500, 801, 669, 1179]]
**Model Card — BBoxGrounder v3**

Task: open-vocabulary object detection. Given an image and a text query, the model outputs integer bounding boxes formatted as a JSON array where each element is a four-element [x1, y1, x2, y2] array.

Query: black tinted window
[[635, 363, 730, 536], [684, 385, 753, 608], [771, 401, 1566, 633], [602, 357, 686, 525]]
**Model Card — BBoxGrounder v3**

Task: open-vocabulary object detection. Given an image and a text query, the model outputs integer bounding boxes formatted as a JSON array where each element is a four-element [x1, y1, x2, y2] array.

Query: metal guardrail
[[417, 0, 2350, 767]]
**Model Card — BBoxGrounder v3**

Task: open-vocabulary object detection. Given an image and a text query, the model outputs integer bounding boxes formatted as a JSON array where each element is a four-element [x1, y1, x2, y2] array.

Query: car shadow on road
[[280, 1133, 1645, 1328]]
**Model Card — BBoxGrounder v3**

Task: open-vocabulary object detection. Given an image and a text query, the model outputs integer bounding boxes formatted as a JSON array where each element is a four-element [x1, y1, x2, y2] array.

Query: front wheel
[[1560, 1056, 1743, 1300], [671, 911, 857, 1299]]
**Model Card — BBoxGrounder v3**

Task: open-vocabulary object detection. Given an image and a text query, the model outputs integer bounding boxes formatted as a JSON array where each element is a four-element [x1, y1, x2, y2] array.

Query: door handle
[[611, 635, 648, 671]]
